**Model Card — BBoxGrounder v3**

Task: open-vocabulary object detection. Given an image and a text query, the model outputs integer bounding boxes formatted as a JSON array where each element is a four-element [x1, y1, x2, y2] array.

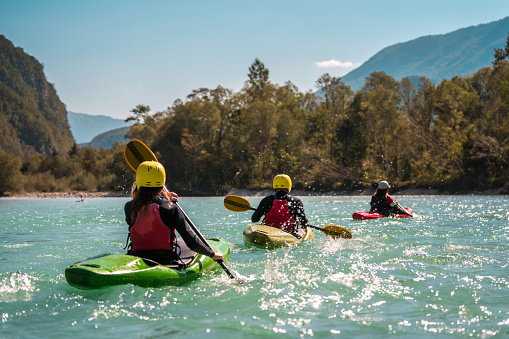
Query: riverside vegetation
[[2, 35, 509, 196]]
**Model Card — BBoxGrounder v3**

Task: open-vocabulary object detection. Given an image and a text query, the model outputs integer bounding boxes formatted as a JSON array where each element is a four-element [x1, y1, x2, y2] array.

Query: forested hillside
[[342, 16, 509, 90], [1, 36, 509, 196], [0, 35, 74, 158], [126, 55, 509, 195]]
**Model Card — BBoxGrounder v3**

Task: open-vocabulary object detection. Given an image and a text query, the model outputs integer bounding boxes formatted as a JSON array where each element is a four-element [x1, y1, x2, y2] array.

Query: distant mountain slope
[[341, 16, 509, 90], [68, 111, 133, 143], [80, 126, 130, 149], [0, 35, 74, 157]]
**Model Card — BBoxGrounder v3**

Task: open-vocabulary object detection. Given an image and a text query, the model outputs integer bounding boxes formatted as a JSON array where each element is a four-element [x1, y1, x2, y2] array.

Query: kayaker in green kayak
[[251, 174, 309, 238], [124, 161, 224, 265]]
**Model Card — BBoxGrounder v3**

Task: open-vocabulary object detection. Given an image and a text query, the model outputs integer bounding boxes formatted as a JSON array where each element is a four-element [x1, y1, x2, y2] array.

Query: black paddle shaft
[[175, 202, 235, 278]]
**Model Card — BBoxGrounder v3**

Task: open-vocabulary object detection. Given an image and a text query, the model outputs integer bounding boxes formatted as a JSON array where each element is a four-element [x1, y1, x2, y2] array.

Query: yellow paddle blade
[[224, 195, 253, 212], [322, 225, 352, 239], [124, 140, 158, 171]]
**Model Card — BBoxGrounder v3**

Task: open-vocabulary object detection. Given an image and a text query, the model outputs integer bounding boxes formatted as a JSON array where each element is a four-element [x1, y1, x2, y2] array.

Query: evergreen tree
[[246, 58, 272, 102]]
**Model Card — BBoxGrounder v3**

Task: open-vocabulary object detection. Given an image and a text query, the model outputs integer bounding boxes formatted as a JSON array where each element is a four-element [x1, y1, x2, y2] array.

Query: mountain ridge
[[67, 111, 133, 144], [79, 126, 130, 149], [341, 16, 509, 89]]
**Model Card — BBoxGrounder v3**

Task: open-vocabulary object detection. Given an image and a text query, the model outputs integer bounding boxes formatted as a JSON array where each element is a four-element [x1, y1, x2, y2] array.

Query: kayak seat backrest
[[137, 238, 199, 269], [140, 254, 197, 269], [170, 239, 198, 269]]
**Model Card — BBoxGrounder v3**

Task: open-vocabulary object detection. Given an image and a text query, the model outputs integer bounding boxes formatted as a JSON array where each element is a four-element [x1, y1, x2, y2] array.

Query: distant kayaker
[[370, 180, 411, 217], [124, 161, 224, 265], [251, 174, 309, 238]]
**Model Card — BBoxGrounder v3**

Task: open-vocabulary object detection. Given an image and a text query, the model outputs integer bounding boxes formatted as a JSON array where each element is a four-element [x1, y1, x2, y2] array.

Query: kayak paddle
[[124, 139, 237, 280], [395, 202, 413, 217], [224, 195, 352, 239]]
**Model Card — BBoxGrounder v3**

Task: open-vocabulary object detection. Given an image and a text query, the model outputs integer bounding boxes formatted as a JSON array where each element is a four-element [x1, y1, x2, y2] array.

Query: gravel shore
[[1, 186, 507, 199], [0, 192, 130, 199]]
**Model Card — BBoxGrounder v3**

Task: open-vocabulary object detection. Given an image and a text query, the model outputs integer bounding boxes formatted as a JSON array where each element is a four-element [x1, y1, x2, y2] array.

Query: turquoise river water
[[0, 195, 508, 338]]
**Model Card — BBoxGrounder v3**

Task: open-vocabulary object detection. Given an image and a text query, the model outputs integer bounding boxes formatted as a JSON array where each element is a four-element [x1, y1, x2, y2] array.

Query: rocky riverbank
[[0, 191, 130, 199], [1, 186, 507, 199], [227, 187, 509, 196]]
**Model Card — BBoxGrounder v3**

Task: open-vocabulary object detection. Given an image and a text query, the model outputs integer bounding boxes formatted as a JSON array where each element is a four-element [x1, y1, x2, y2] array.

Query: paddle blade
[[322, 225, 352, 239], [124, 140, 158, 171], [224, 195, 253, 212]]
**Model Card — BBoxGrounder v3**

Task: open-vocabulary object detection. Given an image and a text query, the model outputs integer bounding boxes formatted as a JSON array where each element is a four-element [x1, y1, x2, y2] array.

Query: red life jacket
[[264, 198, 295, 233], [130, 203, 175, 251]]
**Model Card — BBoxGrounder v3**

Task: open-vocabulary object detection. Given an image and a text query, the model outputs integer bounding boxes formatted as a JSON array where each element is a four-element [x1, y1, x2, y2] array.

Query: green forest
[[2, 39, 509, 196]]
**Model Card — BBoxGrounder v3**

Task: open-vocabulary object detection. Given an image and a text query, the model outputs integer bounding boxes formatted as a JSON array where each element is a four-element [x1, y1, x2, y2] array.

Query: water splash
[[0, 272, 38, 302]]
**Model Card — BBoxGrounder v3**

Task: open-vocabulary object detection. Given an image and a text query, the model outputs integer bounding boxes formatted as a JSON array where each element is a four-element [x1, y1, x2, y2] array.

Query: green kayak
[[243, 224, 314, 249], [65, 238, 230, 289]]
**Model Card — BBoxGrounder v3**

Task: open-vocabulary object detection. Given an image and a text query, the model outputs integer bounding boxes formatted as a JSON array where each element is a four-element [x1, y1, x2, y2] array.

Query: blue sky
[[1, 0, 509, 119]]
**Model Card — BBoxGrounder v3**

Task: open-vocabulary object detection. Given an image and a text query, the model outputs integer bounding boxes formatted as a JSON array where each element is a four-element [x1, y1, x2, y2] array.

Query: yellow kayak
[[243, 224, 314, 249]]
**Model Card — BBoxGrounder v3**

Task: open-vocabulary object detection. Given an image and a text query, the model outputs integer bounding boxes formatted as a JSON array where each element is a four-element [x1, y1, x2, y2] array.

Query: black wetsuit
[[251, 191, 309, 234], [370, 193, 405, 217], [124, 198, 214, 264]]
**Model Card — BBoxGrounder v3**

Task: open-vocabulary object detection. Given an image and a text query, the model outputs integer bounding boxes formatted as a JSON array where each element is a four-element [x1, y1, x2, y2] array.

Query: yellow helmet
[[273, 174, 292, 192], [136, 161, 166, 188]]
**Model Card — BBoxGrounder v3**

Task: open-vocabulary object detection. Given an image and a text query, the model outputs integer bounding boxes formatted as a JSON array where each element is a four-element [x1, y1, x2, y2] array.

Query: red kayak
[[352, 208, 413, 220]]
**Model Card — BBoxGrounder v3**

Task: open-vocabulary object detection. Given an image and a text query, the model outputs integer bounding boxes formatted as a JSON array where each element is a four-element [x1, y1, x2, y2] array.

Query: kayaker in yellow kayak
[[251, 174, 309, 238], [124, 161, 224, 265]]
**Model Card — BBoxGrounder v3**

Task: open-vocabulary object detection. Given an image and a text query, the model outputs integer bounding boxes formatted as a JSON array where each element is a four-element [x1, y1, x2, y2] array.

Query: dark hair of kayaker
[[130, 181, 138, 198], [129, 187, 164, 223]]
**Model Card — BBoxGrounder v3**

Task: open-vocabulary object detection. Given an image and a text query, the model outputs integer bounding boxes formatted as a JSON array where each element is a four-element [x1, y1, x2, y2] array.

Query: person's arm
[[159, 201, 216, 258], [386, 195, 397, 207], [289, 196, 309, 229], [386, 195, 401, 215], [387, 195, 412, 216], [251, 196, 273, 222]]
